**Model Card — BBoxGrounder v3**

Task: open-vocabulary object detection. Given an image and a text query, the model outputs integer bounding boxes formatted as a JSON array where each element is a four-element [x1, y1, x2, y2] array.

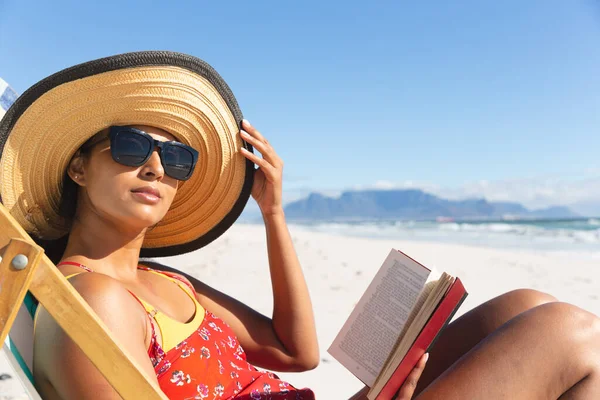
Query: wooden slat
[[0, 204, 167, 399], [0, 239, 43, 345]]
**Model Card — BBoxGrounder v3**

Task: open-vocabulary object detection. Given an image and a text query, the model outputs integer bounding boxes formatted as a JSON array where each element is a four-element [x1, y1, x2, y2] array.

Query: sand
[[2, 223, 598, 399]]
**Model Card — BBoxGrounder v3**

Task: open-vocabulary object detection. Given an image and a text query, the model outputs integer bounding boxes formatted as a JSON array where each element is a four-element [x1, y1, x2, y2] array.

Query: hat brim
[[0, 51, 254, 257]]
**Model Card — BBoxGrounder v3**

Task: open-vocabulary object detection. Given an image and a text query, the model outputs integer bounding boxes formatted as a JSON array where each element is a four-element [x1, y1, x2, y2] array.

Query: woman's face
[[71, 125, 179, 232]]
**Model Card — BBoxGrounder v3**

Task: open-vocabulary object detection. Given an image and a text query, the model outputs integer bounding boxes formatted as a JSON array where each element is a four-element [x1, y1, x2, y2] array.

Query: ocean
[[279, 218, 600, 256]]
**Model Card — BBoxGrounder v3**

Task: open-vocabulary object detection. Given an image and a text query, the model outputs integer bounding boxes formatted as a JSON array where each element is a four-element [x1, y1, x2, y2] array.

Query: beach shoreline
[[2, 223, 598, 398]]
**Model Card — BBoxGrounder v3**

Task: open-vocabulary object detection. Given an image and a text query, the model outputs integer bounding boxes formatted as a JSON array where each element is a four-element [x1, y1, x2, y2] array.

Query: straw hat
[[0, 51, 254, 257]]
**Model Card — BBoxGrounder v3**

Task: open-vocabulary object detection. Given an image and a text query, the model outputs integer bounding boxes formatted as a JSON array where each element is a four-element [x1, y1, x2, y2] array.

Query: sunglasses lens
[[110, 127, 196, 180], [113, 131, 152, 165], [163, 145, 195, 180]]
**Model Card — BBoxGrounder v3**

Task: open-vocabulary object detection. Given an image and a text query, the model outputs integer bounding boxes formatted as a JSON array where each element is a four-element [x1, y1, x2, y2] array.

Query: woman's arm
[[239, 119, 319, 370], [149, 120, 319, 372], [259, 210, 319, 370]]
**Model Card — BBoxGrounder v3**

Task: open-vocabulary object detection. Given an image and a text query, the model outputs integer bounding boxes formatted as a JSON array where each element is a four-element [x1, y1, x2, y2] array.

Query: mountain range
[[283, 189, 579, 221]]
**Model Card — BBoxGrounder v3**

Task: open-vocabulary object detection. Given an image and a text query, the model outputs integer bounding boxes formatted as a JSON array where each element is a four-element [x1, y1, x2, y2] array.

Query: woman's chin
[[120, 214, 164, 233], [126, 208, 168, 225]]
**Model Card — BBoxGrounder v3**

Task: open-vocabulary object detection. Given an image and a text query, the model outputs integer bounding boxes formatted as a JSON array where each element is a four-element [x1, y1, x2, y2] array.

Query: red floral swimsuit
[[58, 262, 315, 400]]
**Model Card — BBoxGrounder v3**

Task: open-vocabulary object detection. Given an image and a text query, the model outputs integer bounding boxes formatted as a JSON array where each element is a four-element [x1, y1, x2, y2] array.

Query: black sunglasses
[[107, 126, 199, 181]]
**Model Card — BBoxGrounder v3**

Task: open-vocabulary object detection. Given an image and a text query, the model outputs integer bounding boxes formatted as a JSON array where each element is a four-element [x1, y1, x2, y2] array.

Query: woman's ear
[[67, 153, 86, 186]]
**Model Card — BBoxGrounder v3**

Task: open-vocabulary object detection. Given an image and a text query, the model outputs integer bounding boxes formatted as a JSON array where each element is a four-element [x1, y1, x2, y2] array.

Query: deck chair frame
[[0, 203, 167, 399]]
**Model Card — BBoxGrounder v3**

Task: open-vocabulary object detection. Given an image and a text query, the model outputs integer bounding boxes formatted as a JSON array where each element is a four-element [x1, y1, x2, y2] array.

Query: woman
[[0, 52, 598, 399]]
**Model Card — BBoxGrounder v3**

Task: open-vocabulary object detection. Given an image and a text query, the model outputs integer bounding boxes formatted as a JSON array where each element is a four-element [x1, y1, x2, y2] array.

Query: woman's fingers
[[240, 149, 282, 186], [241, 130, 271, 156], [240, 120, 282, 167], [241, 147, 273, 172], [395, 353, 429, 400], [242, 119, 267, 143]]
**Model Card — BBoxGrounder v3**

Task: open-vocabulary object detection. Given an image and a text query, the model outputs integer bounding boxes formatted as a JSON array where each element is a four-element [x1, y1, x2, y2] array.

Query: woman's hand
[[348, 353, 428, 400], [240, 119, 284, 216], [394, 353, 429, 399]]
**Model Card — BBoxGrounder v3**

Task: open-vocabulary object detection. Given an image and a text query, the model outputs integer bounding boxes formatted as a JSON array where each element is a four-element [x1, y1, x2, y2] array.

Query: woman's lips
[[131, 191, 161, 204]]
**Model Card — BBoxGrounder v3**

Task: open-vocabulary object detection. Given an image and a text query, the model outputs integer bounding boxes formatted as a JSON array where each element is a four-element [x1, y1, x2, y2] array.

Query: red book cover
[[375, 278, 468, 400]]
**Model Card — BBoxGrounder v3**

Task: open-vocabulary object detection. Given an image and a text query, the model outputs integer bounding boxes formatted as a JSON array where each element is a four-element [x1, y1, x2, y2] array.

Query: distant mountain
[[283, 189, 579, 221], [528, 206, 580, 219], [569, 201, 600, 218]]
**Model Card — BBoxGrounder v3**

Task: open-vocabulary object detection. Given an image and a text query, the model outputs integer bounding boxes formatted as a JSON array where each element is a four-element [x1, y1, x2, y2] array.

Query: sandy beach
[[2, 222, 599, 399]]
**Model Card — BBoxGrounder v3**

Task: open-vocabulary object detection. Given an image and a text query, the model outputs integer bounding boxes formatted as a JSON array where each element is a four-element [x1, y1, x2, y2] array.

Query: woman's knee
[[529, 302, 600, 362], [458, 289, 558, 334], [495, 288, 557, 313], [546, 302, 600, 334], [534, 301, 598, 325]]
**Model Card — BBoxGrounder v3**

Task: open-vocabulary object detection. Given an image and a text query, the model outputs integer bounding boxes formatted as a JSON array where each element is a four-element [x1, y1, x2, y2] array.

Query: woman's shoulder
[[35, 269, 149, 350], [47, 271, 146, 333], [34, 271, 154, 399], [55, 264, 125, 295], [62, 272, 146, 319]]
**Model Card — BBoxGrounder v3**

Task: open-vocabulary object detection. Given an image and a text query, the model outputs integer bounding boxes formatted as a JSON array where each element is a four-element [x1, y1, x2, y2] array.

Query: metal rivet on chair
[[12, 254, 28, 270]]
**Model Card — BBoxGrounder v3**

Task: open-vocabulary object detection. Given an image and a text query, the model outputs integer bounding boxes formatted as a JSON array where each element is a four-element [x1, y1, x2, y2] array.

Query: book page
[[376, 271, 441, 378], [369, 277, 466, 400], [370, 274, 453, 398], [327, 249, 433, 386]]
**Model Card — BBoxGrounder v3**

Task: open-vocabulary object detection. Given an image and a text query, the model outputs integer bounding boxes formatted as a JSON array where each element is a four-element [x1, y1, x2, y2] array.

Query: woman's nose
[[141, 149, 164, 179]]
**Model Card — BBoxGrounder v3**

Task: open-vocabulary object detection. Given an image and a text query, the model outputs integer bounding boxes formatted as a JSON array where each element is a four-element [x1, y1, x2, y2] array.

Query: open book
[[328, 249, 468, 400]]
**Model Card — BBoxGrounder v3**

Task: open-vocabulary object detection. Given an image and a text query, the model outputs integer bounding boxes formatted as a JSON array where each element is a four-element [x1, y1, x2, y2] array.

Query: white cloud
[[350, 180, 440, 192], [282, 174, 600, 212], [433, 176, 600, 210]]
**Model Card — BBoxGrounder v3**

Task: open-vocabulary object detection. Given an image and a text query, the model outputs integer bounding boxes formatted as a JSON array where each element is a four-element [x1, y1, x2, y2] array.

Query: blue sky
[[1, 1, 599, 212]]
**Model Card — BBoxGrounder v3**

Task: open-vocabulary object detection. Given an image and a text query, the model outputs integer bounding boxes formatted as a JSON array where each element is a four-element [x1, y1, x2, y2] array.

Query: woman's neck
[[60, 215, 148, 281]]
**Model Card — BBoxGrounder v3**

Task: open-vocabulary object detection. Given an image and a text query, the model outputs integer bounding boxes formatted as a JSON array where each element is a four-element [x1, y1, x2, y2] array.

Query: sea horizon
[[240, 216, 600, 256]]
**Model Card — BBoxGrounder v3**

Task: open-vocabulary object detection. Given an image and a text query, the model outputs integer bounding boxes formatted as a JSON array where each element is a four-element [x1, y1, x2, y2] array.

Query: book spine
[[375, 279, 467, 400], [424, 290, 468, 355]]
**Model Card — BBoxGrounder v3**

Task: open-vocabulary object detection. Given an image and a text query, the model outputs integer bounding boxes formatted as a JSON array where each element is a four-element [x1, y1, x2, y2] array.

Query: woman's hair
[[34, 130, 106, 264]]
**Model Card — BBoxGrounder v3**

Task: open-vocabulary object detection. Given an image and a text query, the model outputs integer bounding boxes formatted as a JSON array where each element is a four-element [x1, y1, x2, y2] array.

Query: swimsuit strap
[[125, 288, 160, 354], [57, 261, 94, 272], [57, 262, 193, 293], [137, 265, 196, 293]]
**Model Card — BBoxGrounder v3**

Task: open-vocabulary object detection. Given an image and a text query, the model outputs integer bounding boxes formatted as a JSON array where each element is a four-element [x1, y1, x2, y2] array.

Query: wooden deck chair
[[0, 203, 168, 399]]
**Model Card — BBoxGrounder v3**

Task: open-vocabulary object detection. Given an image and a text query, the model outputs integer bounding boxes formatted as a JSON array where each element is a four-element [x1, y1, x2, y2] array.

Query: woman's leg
[[346, 289, 557, 399], [416, 302, 600, 399], [416, 288, 557, 393]]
